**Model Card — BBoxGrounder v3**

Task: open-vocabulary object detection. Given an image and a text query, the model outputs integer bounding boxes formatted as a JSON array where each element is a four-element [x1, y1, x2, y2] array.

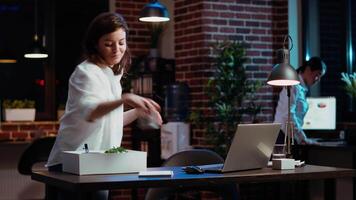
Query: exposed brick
[[1, 124, 18, 131], [12, 131, 29, 141], [0, 132, 11, 141]]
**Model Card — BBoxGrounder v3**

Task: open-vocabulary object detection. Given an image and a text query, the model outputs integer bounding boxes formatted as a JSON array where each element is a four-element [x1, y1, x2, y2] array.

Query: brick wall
[[115, 0, 152, 56], [174, 0, 288, 147], [0, 122, 59, 142]]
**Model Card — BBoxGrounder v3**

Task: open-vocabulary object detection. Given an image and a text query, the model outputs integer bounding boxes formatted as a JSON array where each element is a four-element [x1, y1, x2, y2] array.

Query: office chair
[[144, 149, 240, 200], [18, 136, 56, 175]]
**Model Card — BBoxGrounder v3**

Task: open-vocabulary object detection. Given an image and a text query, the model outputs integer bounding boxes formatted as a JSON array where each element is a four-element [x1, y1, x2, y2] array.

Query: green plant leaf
[[104, 146, 128, 154]]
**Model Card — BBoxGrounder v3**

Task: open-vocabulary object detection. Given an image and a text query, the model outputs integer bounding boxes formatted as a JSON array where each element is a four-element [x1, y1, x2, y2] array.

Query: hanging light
[[139, 0, 170, 22], [24, 0, 48, 59]]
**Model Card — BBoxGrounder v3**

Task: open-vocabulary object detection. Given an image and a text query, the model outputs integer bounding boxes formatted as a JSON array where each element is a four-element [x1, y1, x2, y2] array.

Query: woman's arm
[[123, 109, 139, 126], [86, 93, 161, 122], [86, 99, 124, 122]]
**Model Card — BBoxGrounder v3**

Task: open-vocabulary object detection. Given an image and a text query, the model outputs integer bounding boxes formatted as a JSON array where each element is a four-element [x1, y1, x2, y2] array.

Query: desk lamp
[[267, 35, 300, 158]]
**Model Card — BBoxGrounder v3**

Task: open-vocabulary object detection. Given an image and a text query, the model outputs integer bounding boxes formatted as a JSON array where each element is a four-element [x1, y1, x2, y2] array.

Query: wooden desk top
[[32, 165, 355, 192]]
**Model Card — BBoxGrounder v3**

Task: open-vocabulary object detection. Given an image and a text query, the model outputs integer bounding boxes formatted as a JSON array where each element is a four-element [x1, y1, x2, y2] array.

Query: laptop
[[200, 123, 281, 173]]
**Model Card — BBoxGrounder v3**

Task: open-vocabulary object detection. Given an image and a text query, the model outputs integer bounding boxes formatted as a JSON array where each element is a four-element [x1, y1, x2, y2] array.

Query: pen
[[84, 143, 89, 153]]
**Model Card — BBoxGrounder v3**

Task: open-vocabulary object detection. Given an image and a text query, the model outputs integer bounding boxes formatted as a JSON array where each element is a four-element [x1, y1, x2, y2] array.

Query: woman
[[274, 57, 327, 145], [47, 12, 162, 169]]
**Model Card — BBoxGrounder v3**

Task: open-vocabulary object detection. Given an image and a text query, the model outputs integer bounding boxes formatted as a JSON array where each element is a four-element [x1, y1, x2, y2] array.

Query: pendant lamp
[[139, 0, 170, 22], [24, 0, 48, 59]]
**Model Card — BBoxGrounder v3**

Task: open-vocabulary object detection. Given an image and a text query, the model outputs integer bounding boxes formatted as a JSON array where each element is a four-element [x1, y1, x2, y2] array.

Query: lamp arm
[[285, 86, 294, 157]]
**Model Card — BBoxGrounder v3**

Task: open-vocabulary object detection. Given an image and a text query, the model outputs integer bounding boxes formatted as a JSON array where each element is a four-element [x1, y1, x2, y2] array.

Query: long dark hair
[[83, 12, 131, 75]]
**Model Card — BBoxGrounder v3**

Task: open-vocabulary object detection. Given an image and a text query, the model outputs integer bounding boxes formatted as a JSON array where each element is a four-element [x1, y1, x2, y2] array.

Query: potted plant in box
[[3, 99, 36, 121]]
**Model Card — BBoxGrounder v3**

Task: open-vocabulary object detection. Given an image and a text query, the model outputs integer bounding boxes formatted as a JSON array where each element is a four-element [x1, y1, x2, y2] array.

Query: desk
[[32, 165, 355, 200], [295, 143, 356, 200]]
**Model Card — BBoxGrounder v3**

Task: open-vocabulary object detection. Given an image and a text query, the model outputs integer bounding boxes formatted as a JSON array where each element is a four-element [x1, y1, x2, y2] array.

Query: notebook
[[201, 123, 281, 173]]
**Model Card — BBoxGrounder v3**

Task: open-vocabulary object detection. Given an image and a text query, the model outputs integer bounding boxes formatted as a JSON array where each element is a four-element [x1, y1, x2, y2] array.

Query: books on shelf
[[131, 75, 152, 95]]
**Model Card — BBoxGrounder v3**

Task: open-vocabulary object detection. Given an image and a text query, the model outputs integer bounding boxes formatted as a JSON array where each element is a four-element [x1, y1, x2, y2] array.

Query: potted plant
[[190, 40, 262, 157], [3, 99, 36, 121], [341, 72, 356, 111]]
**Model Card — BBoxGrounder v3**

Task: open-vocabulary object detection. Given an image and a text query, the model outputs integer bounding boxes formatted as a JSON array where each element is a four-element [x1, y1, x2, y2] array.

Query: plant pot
[[4, 108, 36, 121]]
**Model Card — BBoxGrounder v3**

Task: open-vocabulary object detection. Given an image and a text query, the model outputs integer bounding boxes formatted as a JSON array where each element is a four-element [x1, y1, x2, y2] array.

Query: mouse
[[182, 166, 204, 174]]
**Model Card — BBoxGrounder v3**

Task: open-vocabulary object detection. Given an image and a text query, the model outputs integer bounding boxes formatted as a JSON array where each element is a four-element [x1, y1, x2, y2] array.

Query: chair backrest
[[162, 149, 223, 167], [18, 136, 56, 175]]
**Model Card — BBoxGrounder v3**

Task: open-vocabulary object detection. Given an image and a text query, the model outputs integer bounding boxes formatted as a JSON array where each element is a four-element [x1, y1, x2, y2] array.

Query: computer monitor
[[302, 97, 336, 130]]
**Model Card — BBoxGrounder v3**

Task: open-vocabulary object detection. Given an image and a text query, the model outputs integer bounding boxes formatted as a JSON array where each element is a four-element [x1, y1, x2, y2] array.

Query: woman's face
[[97, 28, 127, 67], [303, 66, 322, 86]]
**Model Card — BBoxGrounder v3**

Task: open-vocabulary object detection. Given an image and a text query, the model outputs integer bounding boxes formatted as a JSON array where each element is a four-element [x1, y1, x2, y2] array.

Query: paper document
[[138, 170, 173, 177]]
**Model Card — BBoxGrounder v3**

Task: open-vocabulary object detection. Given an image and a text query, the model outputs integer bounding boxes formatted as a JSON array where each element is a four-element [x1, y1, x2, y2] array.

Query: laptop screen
[[222, 123, 281, 172]]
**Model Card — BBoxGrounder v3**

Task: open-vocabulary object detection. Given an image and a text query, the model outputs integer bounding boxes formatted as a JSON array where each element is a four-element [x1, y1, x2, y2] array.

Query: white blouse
[[46, 60, 123, 167]]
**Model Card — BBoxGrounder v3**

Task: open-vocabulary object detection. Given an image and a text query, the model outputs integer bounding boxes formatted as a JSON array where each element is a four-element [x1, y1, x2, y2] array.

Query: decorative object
[[24, 0, 48, 59], [190, 40, 262, 157], [267, 35, 300, 158], [139, 0, 169, 22], [3, 99, 36, 121]]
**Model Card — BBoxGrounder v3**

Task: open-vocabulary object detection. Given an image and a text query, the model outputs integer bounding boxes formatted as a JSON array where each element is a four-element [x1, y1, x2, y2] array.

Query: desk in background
[[32, 165, 355, 200]]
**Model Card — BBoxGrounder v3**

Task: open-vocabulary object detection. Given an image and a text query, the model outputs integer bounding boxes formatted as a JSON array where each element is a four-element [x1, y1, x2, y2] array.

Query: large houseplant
[[3, 99, 36, 121], [190, 40, 262, 157]]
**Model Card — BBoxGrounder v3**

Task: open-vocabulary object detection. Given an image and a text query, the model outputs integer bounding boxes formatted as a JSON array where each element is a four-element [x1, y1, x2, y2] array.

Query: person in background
[[274, 57, 327, 145], [46, 12, 162, 199]]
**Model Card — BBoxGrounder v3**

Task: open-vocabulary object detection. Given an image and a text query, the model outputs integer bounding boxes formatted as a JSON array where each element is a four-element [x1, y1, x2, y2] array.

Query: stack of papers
[[138, 170, 173, 177]]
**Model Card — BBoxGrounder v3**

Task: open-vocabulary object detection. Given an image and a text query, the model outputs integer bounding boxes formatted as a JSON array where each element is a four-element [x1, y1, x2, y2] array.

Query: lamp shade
[[267, 48, 300, 86], [139, 0, 169, 22], [24, 35, 48, 59]]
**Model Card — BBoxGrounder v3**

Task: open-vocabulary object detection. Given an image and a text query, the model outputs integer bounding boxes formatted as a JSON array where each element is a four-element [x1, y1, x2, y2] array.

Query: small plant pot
[[4, 108, 36, 121]]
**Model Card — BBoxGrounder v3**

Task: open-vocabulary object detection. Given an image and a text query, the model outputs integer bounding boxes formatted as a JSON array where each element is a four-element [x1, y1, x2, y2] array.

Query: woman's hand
[[136, 108, 163, 127], [301, 137, 320, 145], [122, 93, 160, 113]]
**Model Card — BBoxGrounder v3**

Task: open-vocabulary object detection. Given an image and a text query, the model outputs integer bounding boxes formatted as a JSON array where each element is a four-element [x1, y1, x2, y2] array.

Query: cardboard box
[[62, 150, 147, 175]]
